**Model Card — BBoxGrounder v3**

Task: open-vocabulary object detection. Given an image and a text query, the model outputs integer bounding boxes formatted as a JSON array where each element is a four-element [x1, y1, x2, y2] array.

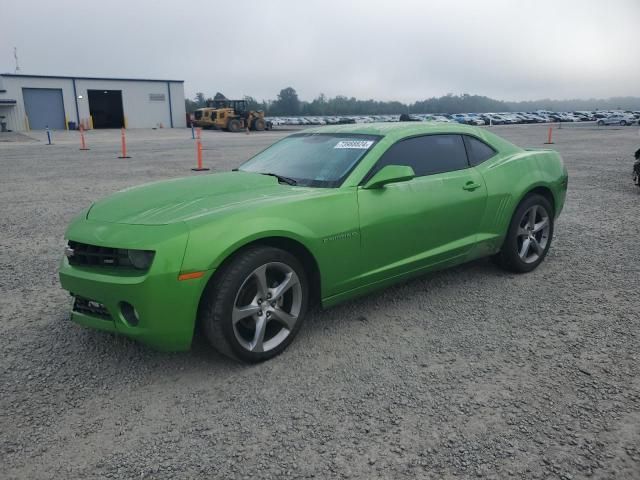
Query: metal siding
[[22, 88, 66, 130], [0, 76, 76, 131], [0, 105, 19, 132], [76, 79, 173, 128], [169, 82, 187, 127], [0, 75, 186, 130]]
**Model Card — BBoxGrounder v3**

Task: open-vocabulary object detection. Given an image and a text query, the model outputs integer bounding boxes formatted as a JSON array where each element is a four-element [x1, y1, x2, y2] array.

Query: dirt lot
[[1, 123, 639, 479]]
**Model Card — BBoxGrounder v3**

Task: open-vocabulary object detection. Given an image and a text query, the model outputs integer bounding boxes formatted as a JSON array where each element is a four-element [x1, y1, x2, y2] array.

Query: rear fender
[[477, 149, 567, 246]]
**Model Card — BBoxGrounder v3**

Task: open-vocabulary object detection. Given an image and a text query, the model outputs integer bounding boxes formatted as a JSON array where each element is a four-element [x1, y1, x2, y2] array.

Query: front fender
[[182, 218, 319, 272], [179, 188, 361, 299]]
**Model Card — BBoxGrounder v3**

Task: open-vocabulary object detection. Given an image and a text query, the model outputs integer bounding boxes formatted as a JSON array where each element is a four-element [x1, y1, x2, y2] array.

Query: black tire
[[597, 120, 605, 126], [620, 120, 627, 126], [252, 118, 266, 131], [227, 119, 242, 133], [199, 246, 309, 363], [493, 194, 554, 273]]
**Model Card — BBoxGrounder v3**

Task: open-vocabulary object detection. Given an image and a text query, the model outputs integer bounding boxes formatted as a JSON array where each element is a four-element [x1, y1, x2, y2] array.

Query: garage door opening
[[88, 90, 124, 129]]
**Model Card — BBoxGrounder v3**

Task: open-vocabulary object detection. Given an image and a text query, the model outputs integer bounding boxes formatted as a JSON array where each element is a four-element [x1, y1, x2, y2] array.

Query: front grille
[[73, 296, 112, 320], [67, 241, 133, 268]]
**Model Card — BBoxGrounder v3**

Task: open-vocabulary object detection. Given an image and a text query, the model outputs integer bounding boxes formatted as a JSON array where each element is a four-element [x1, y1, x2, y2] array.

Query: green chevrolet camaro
[[60, 123, 568, 362]]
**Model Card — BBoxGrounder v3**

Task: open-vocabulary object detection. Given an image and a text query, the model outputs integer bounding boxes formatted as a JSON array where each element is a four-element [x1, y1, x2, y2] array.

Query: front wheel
[[199, 246, 309, 363], [620, 120, 627, 126], [227, 119, 242, 132], [597, 120, 605, 126], [494, 194, 554, 273]]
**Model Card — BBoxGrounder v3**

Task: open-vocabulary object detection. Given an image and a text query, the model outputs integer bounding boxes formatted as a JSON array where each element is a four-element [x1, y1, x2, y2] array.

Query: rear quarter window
[[463, 135, 497, 166]]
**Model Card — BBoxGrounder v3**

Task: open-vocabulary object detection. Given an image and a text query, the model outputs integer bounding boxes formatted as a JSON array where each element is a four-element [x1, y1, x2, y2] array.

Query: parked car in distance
[[449, 114, 468, 124], [574, 111, 594, 121], [526, 114, 548, 123], [398, 114, 422, 122], [337, 117, 356, 124], [450, 114, 484, 125], [597, 114, 637, 126], [424, 115, 452, 123], [481, 114, 505, 125]]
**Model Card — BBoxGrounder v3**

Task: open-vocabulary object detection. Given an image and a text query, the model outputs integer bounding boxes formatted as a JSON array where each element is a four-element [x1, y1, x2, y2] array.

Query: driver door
[[356, 134, 487, 286]]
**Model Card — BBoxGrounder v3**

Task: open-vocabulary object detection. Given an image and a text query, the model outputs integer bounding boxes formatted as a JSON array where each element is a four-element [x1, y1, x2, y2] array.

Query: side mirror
[[363, 165, 415, 189]]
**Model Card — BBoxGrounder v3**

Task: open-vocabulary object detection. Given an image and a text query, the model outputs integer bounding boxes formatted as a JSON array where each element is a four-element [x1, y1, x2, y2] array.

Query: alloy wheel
[[232, 262, 302, 353], [516, 205, 550, 264]]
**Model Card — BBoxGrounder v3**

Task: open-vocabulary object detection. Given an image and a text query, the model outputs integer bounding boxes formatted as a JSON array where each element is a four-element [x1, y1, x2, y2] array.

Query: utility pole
[[14, 47, 20, 73]]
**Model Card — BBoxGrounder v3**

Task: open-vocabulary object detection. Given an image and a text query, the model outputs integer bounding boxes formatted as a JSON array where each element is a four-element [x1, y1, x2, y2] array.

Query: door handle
[[463, 181, 481, 191]]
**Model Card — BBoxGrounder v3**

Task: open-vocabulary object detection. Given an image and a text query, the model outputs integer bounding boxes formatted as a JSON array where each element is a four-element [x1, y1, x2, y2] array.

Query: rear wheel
[[252, 118, 266, 131], [597, 120, 605, 126], [227, 119, 242, 133], [199, 246, 309, 363], [494, 194, 554, 273], [620, 120, 627, 126]]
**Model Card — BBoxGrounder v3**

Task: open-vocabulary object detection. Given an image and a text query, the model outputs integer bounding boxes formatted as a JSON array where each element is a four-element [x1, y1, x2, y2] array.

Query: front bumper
[[58, 219, 212, 351]]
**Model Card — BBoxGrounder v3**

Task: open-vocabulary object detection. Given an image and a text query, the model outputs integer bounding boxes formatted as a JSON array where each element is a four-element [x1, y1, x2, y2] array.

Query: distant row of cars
[[266, 110, 640, 126], [446, 110, 639, 126]]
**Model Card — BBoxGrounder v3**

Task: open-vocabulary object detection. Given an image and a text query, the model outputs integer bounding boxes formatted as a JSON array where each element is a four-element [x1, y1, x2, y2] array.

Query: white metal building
[[0, 73, 186, 131]]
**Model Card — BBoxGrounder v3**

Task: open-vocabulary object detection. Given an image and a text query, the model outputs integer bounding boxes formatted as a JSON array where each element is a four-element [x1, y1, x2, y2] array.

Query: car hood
[[87, 171, 318, 225]]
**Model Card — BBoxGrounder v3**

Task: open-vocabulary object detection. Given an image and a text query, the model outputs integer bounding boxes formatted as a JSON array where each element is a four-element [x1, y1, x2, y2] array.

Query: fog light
[[120, 302, 140, 326]]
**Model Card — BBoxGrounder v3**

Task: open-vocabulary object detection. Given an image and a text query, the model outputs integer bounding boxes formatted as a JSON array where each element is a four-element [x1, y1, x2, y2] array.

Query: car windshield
[[238, 133, 381, 187]]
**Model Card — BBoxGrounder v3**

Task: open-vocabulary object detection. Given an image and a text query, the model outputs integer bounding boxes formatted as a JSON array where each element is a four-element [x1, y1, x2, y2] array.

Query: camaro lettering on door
[[322, 231, 359, 243]]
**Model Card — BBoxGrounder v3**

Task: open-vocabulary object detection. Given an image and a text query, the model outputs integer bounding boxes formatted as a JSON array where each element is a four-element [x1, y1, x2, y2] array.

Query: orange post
[[118, 128, 131, 158], [192, 128, 209, 171], [544, 126, 554, 144], [79, 125, 90, 150]]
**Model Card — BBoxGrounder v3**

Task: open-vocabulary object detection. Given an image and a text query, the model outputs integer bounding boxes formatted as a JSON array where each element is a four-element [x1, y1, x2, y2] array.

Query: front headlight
[[127, 250, 155, 270]]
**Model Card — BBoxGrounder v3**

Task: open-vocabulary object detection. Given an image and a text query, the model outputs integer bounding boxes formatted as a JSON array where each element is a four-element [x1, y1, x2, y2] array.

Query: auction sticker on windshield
[[334, 140, 375, 149]]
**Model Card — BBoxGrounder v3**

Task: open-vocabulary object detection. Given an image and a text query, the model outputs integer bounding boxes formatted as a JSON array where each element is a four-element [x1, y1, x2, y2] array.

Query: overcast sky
[[1, 0, 638, 103]]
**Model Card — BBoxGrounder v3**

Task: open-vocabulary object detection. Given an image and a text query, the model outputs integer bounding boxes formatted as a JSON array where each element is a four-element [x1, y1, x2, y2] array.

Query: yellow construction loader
[[192, 99, 269, 132]]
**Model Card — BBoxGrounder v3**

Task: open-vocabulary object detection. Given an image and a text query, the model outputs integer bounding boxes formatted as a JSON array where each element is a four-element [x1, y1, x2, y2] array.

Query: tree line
[[185, 87, 640, 116]]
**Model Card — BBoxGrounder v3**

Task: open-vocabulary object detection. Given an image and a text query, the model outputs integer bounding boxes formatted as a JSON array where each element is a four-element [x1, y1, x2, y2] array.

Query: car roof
[[302, 121, 486, 142]]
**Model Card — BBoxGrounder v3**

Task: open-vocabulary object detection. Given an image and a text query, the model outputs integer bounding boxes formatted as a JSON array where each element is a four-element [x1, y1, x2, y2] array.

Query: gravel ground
[[1, 124, 639, 479]]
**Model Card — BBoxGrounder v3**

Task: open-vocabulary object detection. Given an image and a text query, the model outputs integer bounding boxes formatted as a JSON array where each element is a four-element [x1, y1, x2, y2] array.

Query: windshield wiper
[[259, 172, 298, 186]]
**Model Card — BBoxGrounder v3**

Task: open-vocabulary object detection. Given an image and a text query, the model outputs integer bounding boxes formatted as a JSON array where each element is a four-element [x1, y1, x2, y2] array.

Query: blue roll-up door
[[22, 88, 66, 130]]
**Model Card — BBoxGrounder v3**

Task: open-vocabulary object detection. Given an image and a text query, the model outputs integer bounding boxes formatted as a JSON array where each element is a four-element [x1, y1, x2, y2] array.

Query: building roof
[[0, 73, 184, 83]]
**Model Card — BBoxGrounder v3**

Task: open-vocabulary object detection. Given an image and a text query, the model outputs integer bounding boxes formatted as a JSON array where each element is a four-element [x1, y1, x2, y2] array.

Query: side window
[[463, 135, 496, 166], [370, 134, 468, 179]]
